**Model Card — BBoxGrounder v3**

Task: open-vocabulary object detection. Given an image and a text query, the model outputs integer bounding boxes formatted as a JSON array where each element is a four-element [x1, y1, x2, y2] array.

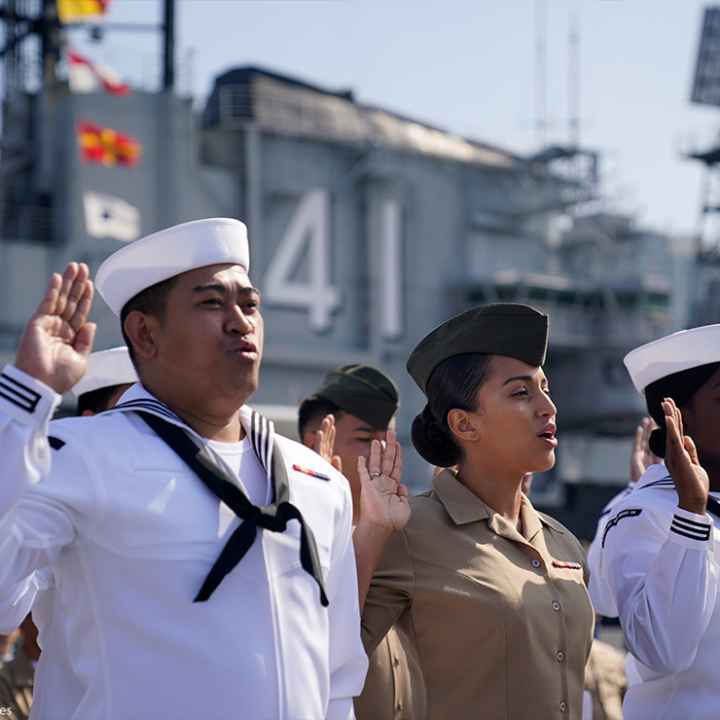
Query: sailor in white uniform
[[599, 324, 720, 719], [0, 218, 384, 720]]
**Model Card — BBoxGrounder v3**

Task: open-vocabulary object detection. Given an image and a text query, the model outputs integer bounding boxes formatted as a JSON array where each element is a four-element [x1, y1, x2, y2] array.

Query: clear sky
[[71, 0, 720, 237]]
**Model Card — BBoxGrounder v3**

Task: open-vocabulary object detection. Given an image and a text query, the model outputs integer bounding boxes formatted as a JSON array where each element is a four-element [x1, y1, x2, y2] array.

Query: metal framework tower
[[0, 0, 176, 243]]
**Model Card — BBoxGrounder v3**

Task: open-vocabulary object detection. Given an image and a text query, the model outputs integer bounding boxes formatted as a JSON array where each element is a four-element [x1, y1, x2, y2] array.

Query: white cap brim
[[95, 218, 250, 316], [72, 347, 138, 398], [624, 323, 720, 394]]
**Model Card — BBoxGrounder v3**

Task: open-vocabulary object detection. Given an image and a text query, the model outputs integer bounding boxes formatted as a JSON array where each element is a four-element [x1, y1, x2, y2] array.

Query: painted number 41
[[265, 189, 340, 332]]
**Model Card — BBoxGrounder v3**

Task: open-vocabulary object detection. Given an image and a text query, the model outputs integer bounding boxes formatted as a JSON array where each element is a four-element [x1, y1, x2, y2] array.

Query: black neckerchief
[[131, 408, 328, 606]]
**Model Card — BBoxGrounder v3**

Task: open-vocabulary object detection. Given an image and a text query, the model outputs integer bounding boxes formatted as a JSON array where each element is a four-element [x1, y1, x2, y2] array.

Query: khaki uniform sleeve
[[361, 528, 414, 656]]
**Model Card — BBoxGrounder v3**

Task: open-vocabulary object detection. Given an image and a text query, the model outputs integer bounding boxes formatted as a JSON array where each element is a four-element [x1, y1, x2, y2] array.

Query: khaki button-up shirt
[[354, 625, 427, 720], [362, 471, 594, 720]]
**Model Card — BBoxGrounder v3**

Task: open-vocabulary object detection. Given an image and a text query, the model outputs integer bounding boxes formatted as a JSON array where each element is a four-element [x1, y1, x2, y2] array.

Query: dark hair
[[120, 276, 177, 368], [77, 385, 123, 416], [645, 361, 720, 458], [411, 353, 493, 467], [297, 397, 345, 438]]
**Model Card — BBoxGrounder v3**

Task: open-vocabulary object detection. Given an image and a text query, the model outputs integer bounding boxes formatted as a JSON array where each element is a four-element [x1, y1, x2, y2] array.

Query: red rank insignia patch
[[292, 464, 331, 482], [551, 560, 582, 570]]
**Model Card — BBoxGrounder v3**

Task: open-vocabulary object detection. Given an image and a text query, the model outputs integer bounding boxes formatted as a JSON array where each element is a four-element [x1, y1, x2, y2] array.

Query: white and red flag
[[67, 50, 130, 96]]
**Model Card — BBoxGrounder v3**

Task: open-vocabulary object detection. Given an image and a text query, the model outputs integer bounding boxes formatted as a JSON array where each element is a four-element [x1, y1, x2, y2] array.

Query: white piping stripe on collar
[[249, 411, 275, 483], [111, 398, 183, 424], [107, 385, 271, 469]]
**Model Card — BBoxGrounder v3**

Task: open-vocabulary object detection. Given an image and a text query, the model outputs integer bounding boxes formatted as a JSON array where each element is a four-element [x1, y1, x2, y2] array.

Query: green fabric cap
[[313, 364, 399, 429], [407, 304, 549, 393]]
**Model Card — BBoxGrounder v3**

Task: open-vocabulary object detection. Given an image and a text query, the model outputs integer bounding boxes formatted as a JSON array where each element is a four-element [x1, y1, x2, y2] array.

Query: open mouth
[[229, 341, 258, 355], [537, 427, 558, 447]]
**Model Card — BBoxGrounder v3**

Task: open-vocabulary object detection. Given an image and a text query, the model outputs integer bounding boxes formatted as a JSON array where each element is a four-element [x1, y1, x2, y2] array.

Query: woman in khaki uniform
[[362, 304, 595, 720]]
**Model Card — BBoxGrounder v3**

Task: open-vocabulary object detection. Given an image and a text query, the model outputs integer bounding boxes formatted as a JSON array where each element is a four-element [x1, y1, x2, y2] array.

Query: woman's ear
[[447, 408, 481, 443], [123, 311, 159, 365]]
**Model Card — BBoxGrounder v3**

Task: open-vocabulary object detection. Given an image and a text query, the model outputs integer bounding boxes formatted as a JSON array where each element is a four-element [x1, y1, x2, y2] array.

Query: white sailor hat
[[72, 346, 138, 398], [624, 323, 720, 395], [95, 218, 250, 316]]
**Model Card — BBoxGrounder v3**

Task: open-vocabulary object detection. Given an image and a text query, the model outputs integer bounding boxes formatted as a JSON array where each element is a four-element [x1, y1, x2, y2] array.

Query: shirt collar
[[520, 495, 545, 541], [634, 462, 670, 491], [109, 383, 256, 442], [432, 470, 492, 525], [110, 383, 277, 488], [433, 469, 561, 541]]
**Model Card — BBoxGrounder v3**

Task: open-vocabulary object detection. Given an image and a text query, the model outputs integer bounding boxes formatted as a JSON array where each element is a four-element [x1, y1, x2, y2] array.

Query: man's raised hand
[[15, 263, 96, 394], [630, 416, 661, 484], [311, 414, 343, 473]]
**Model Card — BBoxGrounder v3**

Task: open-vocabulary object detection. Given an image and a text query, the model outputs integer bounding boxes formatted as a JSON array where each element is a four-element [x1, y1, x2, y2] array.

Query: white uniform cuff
[[669, 507, 713, 548], [0, 365, 60, 425]]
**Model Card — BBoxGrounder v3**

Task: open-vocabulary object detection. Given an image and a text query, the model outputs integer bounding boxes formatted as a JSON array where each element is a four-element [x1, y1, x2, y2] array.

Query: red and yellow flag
[[57, 0, 110, 24], [77, 121, 142, 168]]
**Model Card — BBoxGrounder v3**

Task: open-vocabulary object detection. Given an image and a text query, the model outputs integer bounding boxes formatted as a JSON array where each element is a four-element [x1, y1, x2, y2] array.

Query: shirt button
[[393, 656, 400, 668], [531, 559, 541, 568], [560, 701, 567, 712], [396, 702, 403, 711], [552, 601, 561, 611], [556, 651, 565, 662]]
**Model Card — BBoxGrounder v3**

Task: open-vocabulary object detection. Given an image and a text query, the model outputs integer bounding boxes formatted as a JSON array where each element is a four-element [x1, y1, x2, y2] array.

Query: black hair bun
[[648, 427, 666, 460], [411, 405, 461, 468]]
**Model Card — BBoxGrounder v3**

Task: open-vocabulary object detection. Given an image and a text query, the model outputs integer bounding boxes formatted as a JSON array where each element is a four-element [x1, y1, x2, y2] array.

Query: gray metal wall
[[0, 83, 697, 498]]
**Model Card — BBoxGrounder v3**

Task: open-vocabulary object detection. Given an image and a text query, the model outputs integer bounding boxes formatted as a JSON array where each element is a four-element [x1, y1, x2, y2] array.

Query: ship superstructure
[[0, 2, 699, 535]]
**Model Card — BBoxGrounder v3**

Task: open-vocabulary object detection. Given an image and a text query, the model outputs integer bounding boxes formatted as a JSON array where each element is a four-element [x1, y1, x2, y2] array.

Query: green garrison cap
[[313, 364, 399, 429], [407, 304, 549, 393]]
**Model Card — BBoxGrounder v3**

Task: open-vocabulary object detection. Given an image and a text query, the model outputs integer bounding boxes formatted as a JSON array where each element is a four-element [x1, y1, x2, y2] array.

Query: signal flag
[[57, 0, 110, 24], [68, 50, 130, 96], [84, 192, 140, 242], [77, 121, 142, 167]]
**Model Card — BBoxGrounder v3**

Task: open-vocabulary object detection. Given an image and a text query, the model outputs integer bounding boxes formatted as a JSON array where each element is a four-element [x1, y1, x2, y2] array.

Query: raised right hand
[[630, 416, 661, 484], [664, 398, 709, 515], [15, 263, 96, 394], [358, 431, 409, 531], [311, 414, 343, 473]]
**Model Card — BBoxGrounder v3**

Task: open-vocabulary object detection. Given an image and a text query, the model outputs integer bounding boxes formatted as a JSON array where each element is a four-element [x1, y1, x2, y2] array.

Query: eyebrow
[[502, 374, 547, 387], [351, 425, 375, 434], [192, 283, 261, 298]]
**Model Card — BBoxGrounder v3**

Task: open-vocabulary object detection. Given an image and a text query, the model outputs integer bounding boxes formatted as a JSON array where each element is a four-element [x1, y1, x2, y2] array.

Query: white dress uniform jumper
[[0, 370, 367, 720], [598, 322, 720, 719], [599, 463, 720, 719]]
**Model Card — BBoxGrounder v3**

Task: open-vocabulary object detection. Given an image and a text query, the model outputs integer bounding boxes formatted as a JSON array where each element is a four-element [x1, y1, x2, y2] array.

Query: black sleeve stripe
[[0, 388, 38, 413], [672, 514, 711, 530], [671, 515, 711, 541], [672, 520, 711, 538], [48, 436, 65, 451], [671, 525, 711, 542], [0, 372, 41, 413], [602, 508, 643, 547]]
